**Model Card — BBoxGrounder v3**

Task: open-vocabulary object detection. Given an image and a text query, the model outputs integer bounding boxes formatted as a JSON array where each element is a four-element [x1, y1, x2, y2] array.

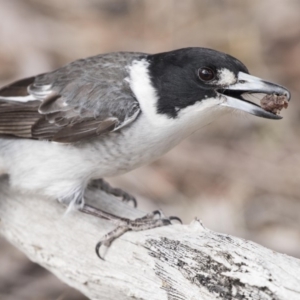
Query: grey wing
[[0, 54, 141, 143]]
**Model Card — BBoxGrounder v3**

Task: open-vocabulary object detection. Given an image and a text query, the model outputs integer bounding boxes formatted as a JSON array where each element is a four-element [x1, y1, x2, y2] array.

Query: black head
[[147, 47, 249, 118]]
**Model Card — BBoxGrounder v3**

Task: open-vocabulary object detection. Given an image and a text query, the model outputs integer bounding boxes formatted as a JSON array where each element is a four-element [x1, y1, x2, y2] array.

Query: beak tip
[[285, 91, 291, 101], [225, 73, 291, 119]]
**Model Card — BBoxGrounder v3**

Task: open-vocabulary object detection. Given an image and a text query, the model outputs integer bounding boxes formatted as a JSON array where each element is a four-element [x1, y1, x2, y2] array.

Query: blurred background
[[0, 0, 300, 299]]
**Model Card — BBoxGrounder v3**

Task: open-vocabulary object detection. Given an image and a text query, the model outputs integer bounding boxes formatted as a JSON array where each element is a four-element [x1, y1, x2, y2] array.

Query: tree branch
[[0, 176, 300, 300]]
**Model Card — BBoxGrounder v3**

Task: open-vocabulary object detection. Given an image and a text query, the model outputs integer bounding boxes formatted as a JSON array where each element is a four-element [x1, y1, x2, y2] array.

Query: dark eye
[[198, 67, 215, 82]]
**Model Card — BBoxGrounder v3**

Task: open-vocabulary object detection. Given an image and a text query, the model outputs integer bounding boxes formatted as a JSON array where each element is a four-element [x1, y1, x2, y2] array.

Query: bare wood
[[0, 176, 300, 300]]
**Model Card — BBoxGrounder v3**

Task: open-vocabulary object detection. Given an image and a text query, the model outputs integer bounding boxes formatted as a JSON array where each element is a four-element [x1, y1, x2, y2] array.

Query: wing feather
[[0, 52, 142, 143]]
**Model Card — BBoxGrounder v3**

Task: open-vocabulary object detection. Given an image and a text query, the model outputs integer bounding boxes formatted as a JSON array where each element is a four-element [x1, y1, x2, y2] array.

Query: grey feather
[[0, 52, 144, 143]]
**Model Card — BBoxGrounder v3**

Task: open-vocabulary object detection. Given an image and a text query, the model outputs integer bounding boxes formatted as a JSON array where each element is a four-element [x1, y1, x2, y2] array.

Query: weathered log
[[0, 176, 300, 300]]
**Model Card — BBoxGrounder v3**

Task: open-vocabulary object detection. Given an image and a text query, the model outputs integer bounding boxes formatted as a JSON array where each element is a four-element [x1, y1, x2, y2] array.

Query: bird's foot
[[90, 179, 137, 207], [95, 210, 182, 260]]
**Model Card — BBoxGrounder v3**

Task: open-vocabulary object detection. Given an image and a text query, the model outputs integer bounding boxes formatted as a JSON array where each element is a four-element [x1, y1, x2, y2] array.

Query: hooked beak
[[219, 72, 291, 119]]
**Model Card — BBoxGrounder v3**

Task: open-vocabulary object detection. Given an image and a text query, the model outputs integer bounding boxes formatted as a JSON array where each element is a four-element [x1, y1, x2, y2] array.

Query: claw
[[95, 241, 104, 260], [122, 194, 137, 208], [169, 216, 182, 224], [95, 240, 111, 260], [152, 210, 162, 218]]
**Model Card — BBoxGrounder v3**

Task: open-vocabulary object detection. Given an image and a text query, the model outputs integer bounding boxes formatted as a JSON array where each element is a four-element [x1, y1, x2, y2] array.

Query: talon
[[131, 197, 137, 208], [152, 210, 162, 218], [95, 241, 104, 260], [122, 195, 137, 208], [169, 216, 182, 224]]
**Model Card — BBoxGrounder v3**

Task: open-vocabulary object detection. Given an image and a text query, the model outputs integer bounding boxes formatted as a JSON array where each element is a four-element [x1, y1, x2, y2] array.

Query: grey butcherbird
[[0, 47, 291, 259]]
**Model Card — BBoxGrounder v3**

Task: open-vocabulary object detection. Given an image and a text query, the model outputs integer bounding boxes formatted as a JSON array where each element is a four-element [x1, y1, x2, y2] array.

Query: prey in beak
[[219, 72, 291, 119]]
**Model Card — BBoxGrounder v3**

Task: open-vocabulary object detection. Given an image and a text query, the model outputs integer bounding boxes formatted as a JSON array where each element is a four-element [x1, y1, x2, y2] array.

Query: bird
[[0, 47, 290, 259]]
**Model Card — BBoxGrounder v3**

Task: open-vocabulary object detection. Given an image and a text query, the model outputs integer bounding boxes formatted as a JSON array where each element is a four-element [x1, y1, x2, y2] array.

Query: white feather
[[0, 95, 36, 102], [218, 69, 237, 86], [128, 59, 172, 127]]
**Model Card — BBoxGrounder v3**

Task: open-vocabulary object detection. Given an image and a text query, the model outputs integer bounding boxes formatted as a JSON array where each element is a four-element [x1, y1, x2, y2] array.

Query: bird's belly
[[87, 119, 184, 178], [0, 118, 180, 198]]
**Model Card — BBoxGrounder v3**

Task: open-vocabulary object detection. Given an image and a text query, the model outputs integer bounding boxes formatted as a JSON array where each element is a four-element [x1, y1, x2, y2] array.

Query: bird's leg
[[78, 204, 181, 260], [90, 179, 137, 207]]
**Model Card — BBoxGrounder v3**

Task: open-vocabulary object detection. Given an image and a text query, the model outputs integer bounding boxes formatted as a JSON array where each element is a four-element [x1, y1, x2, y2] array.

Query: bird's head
[[129, 47, 291, 128]]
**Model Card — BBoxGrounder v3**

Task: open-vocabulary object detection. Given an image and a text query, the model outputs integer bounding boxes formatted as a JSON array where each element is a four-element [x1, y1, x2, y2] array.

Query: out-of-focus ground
[[0, 0, 300, 299]]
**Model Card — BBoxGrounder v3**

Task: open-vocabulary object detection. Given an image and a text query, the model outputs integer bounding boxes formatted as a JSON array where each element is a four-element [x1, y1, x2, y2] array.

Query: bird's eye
[[198, 67, 215, 82]]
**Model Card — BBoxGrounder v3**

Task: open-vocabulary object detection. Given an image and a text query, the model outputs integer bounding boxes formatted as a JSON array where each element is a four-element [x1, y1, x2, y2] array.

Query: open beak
[[219, 72, 291, 119]]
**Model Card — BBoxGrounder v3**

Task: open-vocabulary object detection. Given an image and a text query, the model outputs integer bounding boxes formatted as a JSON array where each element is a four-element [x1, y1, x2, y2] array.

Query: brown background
[[0, 0, 300, 299]]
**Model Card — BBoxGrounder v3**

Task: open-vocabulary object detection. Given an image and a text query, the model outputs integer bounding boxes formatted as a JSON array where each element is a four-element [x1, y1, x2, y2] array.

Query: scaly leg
[[78, 204, 181, 260], [90, 179, 137, 207]]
